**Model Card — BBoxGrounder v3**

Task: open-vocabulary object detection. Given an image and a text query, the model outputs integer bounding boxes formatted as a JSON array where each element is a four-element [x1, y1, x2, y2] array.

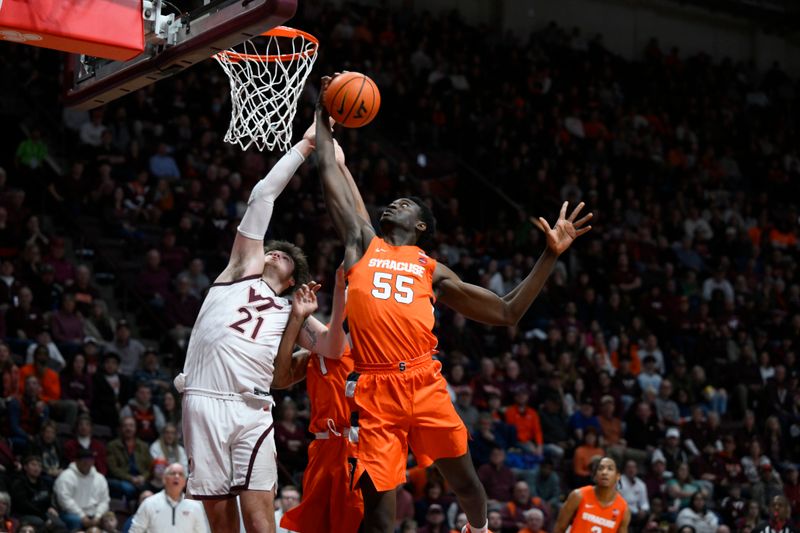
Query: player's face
[[380, 198, 424, 232], [594, 457, 620, 488], [263, 249, 295, 284]]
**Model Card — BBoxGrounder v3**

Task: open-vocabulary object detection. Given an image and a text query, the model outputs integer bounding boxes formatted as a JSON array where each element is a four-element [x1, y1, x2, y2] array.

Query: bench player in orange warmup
[[553, 457, 631, 533], [273, 144, 366, 533], [315, 75, 593, 533]]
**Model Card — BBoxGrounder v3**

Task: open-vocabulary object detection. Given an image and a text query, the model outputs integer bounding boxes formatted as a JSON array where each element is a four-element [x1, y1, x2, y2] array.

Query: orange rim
[[214, 26, 319, 63]]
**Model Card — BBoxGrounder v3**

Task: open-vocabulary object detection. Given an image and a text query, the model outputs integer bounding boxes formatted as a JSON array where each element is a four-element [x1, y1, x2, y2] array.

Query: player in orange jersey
[[553, 457, 631, 533], [272, 144, 367, 533], [315, 75, 593, 533]]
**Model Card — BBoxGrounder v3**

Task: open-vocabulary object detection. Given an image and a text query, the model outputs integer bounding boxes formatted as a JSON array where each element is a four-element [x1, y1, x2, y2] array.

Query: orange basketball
[[323, 72, 381, 128]]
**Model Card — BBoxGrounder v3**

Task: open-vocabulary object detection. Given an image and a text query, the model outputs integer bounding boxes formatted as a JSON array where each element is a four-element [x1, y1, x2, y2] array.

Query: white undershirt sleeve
[[237, 147, 305, 240]]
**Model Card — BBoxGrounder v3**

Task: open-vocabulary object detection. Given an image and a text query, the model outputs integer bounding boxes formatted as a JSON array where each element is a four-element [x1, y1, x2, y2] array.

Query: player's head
[[592, 456, 621, 488], [263, 240, 310, 295], [379, 196, 436, 248]]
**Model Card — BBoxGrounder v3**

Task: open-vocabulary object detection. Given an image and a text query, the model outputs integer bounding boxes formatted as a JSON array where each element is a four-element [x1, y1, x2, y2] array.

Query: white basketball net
[[214, 27, 318, 152]]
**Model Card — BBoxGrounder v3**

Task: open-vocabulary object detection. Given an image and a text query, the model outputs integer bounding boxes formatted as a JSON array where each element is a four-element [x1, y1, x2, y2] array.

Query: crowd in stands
[[0, 1, 798, 532]]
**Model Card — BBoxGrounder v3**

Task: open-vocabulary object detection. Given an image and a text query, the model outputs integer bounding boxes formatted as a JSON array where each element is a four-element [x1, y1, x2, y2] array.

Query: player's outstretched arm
[[215, 128, 315, 284], [271, 348, 312, 390], [316, 77, 374, 269], [434, 201, 591, 325], [618, 507, 632, 533], [334, 139, 371, 224], [552, 489, 583, 533]]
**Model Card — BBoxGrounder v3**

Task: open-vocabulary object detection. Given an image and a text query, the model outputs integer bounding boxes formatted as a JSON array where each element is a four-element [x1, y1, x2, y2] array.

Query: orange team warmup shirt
[[570, 485, 628, 533], [346, 237, 438, 366], [280, 347, 363, 533], [18, 364, 61, 402], [505, 405, 543, 445]]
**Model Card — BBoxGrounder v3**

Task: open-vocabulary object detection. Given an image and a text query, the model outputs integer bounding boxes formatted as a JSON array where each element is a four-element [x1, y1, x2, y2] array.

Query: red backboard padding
[[0, 0, 144, 60]]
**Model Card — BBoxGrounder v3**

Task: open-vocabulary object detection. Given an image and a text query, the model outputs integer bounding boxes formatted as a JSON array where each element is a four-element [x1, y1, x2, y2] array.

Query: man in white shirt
[[619, 459, 650, 529], [129, 463, 209, 533], [274, 485, 301, 533], [53, 448, 110, 531]]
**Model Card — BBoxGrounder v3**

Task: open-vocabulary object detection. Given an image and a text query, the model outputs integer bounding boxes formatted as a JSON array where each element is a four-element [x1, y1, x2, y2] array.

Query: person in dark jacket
[[91, 352, 133, 430], [9, 455, 67, 531]]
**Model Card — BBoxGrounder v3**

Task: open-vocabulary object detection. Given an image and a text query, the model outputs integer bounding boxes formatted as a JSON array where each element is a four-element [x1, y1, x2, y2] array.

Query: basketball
[[323, 72, 381, 128]]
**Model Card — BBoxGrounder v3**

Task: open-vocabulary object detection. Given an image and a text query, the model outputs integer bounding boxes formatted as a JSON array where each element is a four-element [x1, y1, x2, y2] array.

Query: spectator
[[676, 492, 719, 533], [751, 464, 784, 515], [530, 459, 561, 511], [119, 383, 166, 443], [164, 275, 201, 351], [518, 508, 546, 533], [136, 250, 170, 309], [453, 386, 480, 432], [645, 452, 670, 502], [274, 399, 309, 481], [538, 394, 569, 460], [752, 495, 796, 533], [33, 420, 64, 482], [668, 463, 702, 512], [572, 426, 604, 485], [504, 386, 543, 456], [0, 491, 17, 533], [133, 350, 171, 404], [477, 447, 515, 505], [129, 462, 207, 532], [8, 375, 49, 451], [500, 481, 547, 533], [0, 341, 19, 398], [148, 143, 181, 181], [638, 334, 666, 374], [742, 440, 772, 485], [6, 286, 44, 341], [42, 238, 74, 287], [64, 414, 109, 475], [9, 455, 65, 530], [50, 293, 85, 353], [15, 128, 48, 171], [180, 258, 210, 299], [160, 390, 182, 433], [470, 413, 512, 466], [105, 320, 146, 376], [84, 299, 116, 343], [660, 427, 690, 475], [53, 448, 110, 531], [64, 265, 100, 316], [620, 460, 650, 529], [148, 423, 187, 471], [275, 485, 301, 533], [637, 355, 663, 395], [488, 510, 503, 533], [60, 352, 92, 414], [24, 330, 66, 371], [625, 402, 660, 454], [566, 398, 601, 443], [418, 503, 448, 533], [784, 464, 800, 519], [91, 352, 134, 429], [107, 416, 152, 499], [654, 380, 681, 429], [79, 110, 106, 147]]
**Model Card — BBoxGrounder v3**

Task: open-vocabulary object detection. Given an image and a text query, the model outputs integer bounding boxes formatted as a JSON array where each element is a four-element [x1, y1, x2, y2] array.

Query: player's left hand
[[291, 281, 320, 318], [538, 201, 593, 255], [302, 117, 336, 149]]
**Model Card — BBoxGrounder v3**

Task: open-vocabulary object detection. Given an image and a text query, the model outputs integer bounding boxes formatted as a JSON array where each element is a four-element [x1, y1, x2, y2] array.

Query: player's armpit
[[552, 489, 583, 533], [297, 315, 345, 360]]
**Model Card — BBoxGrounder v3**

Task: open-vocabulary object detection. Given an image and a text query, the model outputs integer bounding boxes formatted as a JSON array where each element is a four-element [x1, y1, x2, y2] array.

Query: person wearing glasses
[[129, 463, 209, 532]]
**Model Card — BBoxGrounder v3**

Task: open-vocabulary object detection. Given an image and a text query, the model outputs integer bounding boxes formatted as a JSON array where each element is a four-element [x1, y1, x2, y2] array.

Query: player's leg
[[202, 499, 240, 533], [358, 471, 396, 533], [239, 489, 277, 533], [434, 453, 489, 532]]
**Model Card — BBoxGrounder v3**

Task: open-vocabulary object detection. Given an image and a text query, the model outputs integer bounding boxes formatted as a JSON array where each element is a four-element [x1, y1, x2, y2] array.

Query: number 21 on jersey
[[371, 272, 414, 304]]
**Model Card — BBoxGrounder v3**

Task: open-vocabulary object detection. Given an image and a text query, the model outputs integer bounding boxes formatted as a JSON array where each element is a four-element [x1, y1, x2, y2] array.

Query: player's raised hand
[[291, 282, 320, 319], [537, 201, 593, 256]]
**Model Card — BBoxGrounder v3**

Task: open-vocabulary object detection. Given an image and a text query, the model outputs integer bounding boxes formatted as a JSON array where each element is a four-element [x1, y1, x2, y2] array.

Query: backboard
[[62, 0, 297, 110]]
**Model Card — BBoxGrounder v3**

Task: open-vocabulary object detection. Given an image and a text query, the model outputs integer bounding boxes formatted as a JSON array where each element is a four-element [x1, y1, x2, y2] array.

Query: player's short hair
[[407, 196, 436, 249], [264, 240, 310, 295]]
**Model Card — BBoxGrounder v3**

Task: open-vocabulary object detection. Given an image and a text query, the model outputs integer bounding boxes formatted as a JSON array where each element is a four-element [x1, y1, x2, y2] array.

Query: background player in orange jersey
[[553, 457, 631, 533], [272, 143, 368, 533], [315, 75, 592, 533]]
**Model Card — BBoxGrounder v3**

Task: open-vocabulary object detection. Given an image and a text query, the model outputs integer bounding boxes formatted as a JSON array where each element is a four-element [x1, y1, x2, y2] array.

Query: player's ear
[[415, 220, 427, 233], [288, 277, 296, 288]]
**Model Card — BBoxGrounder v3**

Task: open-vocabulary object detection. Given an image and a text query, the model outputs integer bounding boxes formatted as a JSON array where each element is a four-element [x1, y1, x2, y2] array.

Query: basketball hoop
[[214, 26, 318, 152]]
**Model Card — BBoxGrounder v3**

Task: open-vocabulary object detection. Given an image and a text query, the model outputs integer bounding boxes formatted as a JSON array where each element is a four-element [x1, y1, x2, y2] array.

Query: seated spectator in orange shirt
[[501, 481, 548, 533], [517, 508, 547, 533], [505, 386, 543, 456], [573, 426, 605, 485], [19, 344, 78, 427]]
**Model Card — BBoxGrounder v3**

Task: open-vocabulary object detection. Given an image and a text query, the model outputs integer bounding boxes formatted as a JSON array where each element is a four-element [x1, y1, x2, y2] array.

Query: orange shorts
[[280, 437, 363, 533], [349, 357, 468, 492]]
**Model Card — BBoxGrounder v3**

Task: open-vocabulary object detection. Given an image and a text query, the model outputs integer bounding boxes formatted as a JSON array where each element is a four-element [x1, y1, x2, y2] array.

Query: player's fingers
[[538, 217, 552, 233], [576, 226, 593, 236], [559, 201, 568, 220], [568, 202, 585, 222], [574, 213, 593, 227]]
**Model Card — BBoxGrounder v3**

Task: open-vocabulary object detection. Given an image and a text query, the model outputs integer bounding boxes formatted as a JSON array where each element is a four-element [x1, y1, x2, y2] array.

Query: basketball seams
[[340, 75, 367, 125]]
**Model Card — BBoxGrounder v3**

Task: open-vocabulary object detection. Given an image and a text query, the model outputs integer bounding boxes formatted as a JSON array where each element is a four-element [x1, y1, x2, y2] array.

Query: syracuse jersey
[[306, 347, 355, 434], [182, 274, 290, 395], [345, 236, 438, 365], [569, 486, 628, 533]]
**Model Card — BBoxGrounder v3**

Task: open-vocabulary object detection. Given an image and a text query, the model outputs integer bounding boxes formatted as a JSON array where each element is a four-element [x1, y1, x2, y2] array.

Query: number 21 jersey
[[182, 275, 290, 394], [346, 236, 438, 365]]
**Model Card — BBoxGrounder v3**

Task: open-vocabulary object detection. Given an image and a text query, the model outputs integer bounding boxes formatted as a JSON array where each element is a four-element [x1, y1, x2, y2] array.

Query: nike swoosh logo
[[337, 98, 346, 115], [375, 248, 387, 252]]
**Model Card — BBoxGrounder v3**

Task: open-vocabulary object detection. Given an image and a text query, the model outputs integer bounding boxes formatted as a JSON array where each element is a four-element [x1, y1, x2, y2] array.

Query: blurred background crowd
[[0, 1, 798, 532]]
